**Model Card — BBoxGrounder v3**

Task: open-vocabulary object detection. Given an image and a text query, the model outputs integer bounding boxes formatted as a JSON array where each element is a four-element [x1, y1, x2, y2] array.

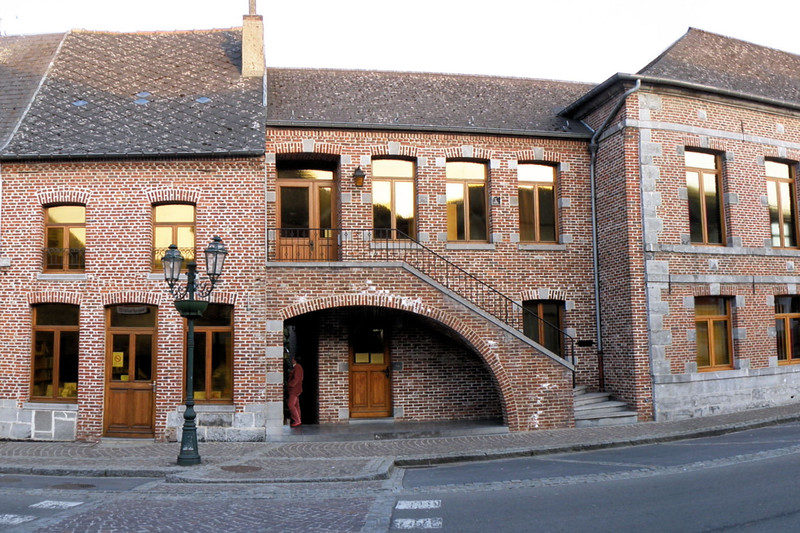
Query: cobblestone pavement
[[2, 403, 800, 484]]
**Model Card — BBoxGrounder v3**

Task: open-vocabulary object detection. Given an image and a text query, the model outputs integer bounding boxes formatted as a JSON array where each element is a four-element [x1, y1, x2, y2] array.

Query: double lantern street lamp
[[162, 236, 228, 466]]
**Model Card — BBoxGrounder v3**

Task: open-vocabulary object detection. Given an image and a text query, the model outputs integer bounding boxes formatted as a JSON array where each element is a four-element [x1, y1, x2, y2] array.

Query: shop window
[[775, 296, 800, 363], [766, 161, 798, 248], [522, 300, 564, 356], [446, 161, 488, 241], [44, 205, 85, 271], [518, 163, 557, 242], [685, 150, 725, 245], [372, 158, 415, 239], [153, 204, 195, 271], [31, 304, 79, 401], [695, 296, 732, 369], [191, 304, 233, 402]]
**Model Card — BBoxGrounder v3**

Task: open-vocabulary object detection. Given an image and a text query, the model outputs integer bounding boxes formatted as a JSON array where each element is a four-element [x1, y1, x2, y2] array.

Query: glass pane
[[780, 181, 796, 247], [447, 182, 465, 240], [111, 334, 130, 381], [154, 226, 173, 248], [776, 318, 788, 361], [373, 159, 413, 178], [176, 226, 195, 261], [695, 297, 726, 316], [768, 180, 781, 245], [154, 204, 194, 223], [685, 151, 716, 170], [35, 304, 79, 326], [696, 322, 710, 367], [468, 183, 487, 241], [519, 186, 535, 241], [135, 334, 152, 381], [791, 318, 800, 361], [195, 304, 233, 327], [47, 205, 84, 224], [58, 330, 79, 397], [68, 228, 86, 269], [318, 186, 332, 230], [713, 320, 730, 366], [32, 331, 55, 396], [277, 168, 334, 180], [46, 227, 64, 249], [210, 331, 232, 399], [538, 185, 556, 242], [686, 171, 703, 243], [395, 181, 415, 238], [110, 305, 157, 328], [280, 187, 310, 230], [446, 161, 486, 180], [518, 164, 555, 183], [193, 332, 207, 397], [703, 173, 722, 244], [353, 327, 384, 360], [373, 181, 392, 231], [765, 161, 790, 179], [776, 296, 800, 314]]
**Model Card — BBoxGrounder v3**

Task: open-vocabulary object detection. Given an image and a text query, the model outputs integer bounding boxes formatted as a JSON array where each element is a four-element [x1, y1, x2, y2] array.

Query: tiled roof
[[0, 33, 64, 152], [638, 28, 800, 107], [1, 29, 265, 159], [267, 68, 594, 137]]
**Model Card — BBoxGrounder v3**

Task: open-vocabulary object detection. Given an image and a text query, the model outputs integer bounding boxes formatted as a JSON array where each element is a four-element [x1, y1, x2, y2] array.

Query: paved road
[[4, 422, 800, 532]]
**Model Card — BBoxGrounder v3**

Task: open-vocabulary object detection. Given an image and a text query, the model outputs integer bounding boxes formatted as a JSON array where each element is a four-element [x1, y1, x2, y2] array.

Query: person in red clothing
[[287, 357, 304, 427]]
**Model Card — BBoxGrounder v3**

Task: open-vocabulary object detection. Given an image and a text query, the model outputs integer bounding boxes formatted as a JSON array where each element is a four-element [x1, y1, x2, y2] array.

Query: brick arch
[[144, 187, 201, 206], [370, 143, 419, 159], [209, 291, 237, 306], [515, 149, 561, 164], [27, 291, 82, 306], [101, 291, 164, 307], [443, 145, 494, 161], [519, 288, 569, 302], [273, 141, 343, 156], [37, 187, 92, 206], [279, 292, 518, 427]]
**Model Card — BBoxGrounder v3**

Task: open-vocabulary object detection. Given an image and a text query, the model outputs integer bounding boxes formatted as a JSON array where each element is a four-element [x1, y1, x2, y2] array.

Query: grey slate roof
[[638, 28, 800, 107], [0, 29, 265, 159], [0, 33, 64, 152], [267, 68, 595, 137]]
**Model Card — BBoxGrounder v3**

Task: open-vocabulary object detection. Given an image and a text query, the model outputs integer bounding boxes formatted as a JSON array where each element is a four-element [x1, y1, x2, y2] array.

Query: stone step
[[573, 385, 588, 397], [575, 411, 639, 428], [574, 400, 629, 413], [574, 392, 612, 406]]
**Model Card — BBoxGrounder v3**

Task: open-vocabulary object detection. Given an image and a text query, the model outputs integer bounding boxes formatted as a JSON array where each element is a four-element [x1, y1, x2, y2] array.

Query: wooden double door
[[104, 306, 156, 438], [349, 325, 392, 418]]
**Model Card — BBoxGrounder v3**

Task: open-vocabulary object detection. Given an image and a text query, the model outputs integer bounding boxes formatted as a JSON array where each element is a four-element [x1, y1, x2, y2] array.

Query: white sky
[[1, 0, 798, 83]]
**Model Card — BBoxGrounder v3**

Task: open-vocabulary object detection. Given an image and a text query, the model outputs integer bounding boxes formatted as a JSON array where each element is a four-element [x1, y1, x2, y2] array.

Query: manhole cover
[[50, 483, 96, 490], [220, 465, 262, 473]]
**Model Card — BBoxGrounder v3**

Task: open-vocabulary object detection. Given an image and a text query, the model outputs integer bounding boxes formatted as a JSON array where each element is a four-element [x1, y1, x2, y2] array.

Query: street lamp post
[[163, 236, 228, 466]]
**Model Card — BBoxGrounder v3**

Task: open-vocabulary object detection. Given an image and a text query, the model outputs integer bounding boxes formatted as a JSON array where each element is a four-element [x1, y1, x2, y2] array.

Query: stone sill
[[654, 363, 800, 384], [23, 402, 78, 411]]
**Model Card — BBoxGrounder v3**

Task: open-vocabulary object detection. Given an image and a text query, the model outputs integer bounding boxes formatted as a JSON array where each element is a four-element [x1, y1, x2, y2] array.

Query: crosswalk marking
[[395, 500, 441, 510], [392, 517, 443, 529], [30, 500, 84, 510], [0, 514, 36, 525]]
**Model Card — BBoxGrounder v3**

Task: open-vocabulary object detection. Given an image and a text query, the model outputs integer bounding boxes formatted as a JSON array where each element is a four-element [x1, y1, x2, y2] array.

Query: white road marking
[[30, 500, 84, 510], [0, 514, 36, 525], [392, 517, 443, 529], [395, 500, 442, 510]]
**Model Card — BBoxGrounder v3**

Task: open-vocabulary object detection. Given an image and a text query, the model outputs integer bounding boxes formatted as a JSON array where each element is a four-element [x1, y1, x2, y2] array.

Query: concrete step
[[574, 400, 629, 413], [574, 392, 612, 406], [575, 411, 639, 428], [573, 385, 588, 397]]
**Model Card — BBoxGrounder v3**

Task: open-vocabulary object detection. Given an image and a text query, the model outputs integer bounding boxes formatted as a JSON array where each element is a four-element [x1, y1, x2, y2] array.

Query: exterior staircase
[[573, 386, 638, 427]]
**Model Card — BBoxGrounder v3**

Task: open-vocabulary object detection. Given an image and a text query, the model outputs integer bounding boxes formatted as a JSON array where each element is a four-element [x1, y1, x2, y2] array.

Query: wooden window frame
[[30, 304, 80, 402], [694, 296, 733, 370], [186, 305, 234, 403], [522, 300, 564, 357], [446, 160, 489, 242], [685, 150, 726, 245], [518, 163, 558, 243], [371, 158, 416, 240], [43, 205, 86, 272], [765, 160, 799, 249], [152, 203, 196, 272], [775, 296, 800, 364]]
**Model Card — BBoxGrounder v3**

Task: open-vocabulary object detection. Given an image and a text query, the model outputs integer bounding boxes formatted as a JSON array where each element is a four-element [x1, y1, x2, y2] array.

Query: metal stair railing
[[268, 227, 575, 365]]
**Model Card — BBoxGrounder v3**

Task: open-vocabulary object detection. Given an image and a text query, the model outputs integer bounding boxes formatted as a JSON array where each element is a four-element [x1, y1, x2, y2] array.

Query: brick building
[[2, 16, 800, 441]]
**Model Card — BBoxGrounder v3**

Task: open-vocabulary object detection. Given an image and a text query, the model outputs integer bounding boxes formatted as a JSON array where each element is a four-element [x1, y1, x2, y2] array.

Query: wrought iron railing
[[152, 247, 196, 270], [43, 247, 85, 271], [268, 227, 575, 364]]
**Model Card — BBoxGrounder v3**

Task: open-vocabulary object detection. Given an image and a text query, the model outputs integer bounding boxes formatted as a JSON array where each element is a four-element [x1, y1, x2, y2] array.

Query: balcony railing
[[268, 227, 575, 364], [43, 247, 85, 271], [152, 247, 196, 270]]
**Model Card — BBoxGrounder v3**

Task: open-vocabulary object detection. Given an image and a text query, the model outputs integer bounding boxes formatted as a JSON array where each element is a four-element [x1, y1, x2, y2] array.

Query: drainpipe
[[585, 78, 641, 391]]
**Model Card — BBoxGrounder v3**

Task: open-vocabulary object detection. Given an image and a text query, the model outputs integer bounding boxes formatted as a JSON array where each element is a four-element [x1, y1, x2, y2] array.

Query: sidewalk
[[2, 403, 800, 484]]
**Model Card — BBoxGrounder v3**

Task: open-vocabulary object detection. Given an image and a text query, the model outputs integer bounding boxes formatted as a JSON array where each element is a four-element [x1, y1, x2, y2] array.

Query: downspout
[[585, 79, 641, 391]]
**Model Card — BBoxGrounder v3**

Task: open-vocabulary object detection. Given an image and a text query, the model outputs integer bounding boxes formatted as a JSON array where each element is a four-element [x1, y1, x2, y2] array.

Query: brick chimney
[[242, 0, 265, 78]]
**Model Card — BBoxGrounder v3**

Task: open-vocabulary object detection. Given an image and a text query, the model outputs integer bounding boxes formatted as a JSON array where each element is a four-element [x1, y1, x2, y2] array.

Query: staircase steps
[[574, 387, 638, 428]]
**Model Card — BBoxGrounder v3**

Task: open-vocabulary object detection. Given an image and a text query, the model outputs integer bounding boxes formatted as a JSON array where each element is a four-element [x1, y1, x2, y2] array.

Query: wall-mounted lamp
[[352, 166, 366, 187]]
